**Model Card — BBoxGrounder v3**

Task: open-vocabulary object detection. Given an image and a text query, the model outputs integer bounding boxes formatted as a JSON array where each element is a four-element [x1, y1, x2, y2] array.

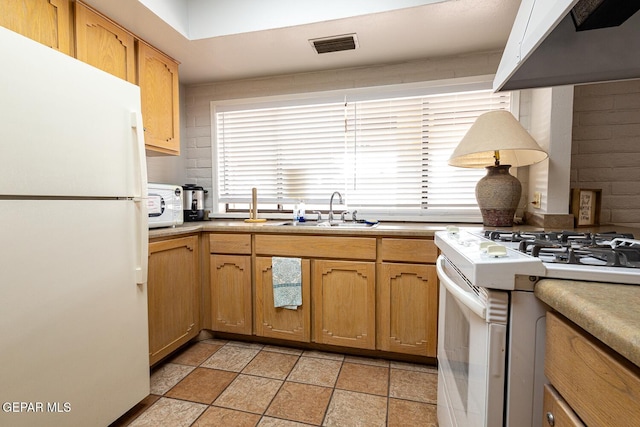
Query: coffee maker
[[182, 184, 207, 221]]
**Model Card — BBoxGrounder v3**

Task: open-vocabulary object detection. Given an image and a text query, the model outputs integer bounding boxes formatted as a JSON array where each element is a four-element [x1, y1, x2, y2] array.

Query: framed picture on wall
[[570, 188, 601, 227]]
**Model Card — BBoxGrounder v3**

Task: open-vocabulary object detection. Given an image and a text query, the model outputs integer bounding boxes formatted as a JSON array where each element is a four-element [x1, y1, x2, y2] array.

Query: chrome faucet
[[328, 191, 343, 223]]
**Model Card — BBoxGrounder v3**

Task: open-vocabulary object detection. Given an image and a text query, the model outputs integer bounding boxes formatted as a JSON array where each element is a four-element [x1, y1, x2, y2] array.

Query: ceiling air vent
[[310, 34, 359, 54]]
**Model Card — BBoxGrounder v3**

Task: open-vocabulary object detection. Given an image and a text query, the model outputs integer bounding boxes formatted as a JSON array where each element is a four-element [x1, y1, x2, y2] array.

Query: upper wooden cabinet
[[0, 0, 72, 55], [74, 2, 135, 83], [138, 41, 181, 155]]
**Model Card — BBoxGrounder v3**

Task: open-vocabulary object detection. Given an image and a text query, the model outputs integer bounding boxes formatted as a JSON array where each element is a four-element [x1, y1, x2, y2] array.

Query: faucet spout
[[328, 191, 343, 223]]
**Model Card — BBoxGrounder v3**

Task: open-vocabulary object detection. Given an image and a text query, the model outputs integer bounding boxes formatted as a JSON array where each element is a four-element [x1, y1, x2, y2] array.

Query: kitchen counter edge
[[535, 279, 640, 369], [148, 220, 454, 239]]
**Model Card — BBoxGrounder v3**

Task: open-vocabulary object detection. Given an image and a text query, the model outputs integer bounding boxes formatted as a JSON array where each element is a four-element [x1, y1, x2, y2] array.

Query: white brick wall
[[571, 79, 640, 227]]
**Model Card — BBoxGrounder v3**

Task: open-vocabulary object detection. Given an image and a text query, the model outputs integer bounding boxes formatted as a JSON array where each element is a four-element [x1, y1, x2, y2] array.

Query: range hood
[[494, 0, 640, 91]]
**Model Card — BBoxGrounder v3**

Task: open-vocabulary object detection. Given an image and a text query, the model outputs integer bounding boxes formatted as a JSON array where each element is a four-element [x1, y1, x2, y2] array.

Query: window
[[212, 79, 511, 222]]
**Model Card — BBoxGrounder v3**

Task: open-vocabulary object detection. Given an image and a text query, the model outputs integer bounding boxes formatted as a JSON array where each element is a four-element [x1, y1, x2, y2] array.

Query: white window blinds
[[214, 86, 511, 220]]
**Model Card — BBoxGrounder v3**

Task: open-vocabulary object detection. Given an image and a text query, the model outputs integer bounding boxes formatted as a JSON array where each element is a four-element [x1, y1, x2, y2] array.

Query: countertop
[[148, 219, 455, 239], [535, 279, 640, 369], [149, 219, 640, 239]]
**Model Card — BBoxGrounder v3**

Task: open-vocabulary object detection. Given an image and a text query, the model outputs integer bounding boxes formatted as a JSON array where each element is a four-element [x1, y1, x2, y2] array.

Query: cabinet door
[[0, 0, 72, 55], [148, 235, 200, 365], [255, 256, 311, 342], [210, 254, 252, 335], [313, 260, 376, 350], [378, 263, 438, 357], [138, 41, 180, 155], [74, 2, 135, 83]]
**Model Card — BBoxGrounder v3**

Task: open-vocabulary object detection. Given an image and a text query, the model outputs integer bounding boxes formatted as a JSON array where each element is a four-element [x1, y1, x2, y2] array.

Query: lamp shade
[[448, 110, 548, 168], [448, 110, 548, 227]]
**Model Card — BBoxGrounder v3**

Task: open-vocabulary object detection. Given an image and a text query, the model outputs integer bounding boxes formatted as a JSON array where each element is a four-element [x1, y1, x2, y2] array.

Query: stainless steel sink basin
[[277, 221, 378, 228]]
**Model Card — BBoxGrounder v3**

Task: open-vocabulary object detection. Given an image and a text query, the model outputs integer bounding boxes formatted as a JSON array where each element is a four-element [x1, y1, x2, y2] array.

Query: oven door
[[436, 255, 508, 427]]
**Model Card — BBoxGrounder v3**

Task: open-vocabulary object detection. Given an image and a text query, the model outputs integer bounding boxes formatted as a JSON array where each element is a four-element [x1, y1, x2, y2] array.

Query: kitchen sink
[[277, 221, 379, 228]]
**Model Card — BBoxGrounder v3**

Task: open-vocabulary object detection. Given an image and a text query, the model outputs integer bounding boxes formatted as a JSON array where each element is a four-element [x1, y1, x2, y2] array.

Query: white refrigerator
[[0, 27, 150, 426]]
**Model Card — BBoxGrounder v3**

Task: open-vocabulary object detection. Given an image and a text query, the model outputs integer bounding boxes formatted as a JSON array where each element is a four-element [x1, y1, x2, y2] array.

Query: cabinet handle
[[546, 412, 555, 426]]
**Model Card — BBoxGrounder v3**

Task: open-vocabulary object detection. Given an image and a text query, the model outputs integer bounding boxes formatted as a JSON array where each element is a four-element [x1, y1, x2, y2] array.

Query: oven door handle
[[436, 255, 487, 319]]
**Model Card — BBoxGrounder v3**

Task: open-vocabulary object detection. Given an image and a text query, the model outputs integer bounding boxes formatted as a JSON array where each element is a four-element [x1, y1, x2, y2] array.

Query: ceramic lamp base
[[475, 164, 521, 227]]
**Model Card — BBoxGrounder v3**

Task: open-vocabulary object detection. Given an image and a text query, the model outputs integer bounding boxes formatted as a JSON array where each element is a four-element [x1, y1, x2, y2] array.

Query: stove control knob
[[486, 244, 507, 257], [480, 241, 493, 252]]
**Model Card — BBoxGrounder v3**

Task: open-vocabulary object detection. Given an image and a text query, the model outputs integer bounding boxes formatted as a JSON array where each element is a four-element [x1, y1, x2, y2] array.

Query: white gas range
[[434, 227, 639, 427]]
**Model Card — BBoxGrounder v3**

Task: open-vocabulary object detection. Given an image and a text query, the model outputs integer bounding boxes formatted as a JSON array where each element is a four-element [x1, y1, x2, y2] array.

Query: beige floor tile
[[263, 345, 304, 356], [389, 360, 438, 374], [389, 369, 437, 404], [258, 417, 315, 426], [242, 350, 299, 380], [169, 342, 223, 366], [192, 406, 261, 427], [128, 397, 206, 427], [214, 374, 283, 414], [323, 389, 387, 427], [335, 362, 389, 396], [265, 381, 332, 425], [150, 363, 195, 395], [199, 338, 229, 346], [301, 350, 345, 361], [343, 355, 390, 368], [227, 341, 265, 350], [201, 344, 260, 372], [288, 357, 342, 387], [110, 394, 160, 427], [165, 367, 237, 404], [387, 398, 438, 427]]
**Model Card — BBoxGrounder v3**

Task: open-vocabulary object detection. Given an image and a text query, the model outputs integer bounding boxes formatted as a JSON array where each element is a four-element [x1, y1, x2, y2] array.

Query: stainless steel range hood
[[494, 0, 640, 91]]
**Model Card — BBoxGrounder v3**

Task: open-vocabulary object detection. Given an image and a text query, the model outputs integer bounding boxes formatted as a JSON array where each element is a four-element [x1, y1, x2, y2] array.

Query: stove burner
[[484, 230, 639, 268]]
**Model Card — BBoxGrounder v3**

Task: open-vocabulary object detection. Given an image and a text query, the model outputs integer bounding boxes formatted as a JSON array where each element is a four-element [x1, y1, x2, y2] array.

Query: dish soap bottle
[[297, 201, 306, 222]]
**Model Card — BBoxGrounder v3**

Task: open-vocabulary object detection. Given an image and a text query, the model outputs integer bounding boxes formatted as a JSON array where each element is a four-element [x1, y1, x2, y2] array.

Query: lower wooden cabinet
[[148, 235, 199, 365], [377, 263, 438, 357], [545, 311, 640, 427], [210, 254, 252, 335], [542, 384, 585, 427], [254, 256, 311, 342], [313, 260, 376, 350]]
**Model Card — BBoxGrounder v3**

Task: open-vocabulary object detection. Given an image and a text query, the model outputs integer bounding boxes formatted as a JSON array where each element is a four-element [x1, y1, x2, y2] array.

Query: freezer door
[[0, 26, 147, 198], [0, 199, 149, 427]]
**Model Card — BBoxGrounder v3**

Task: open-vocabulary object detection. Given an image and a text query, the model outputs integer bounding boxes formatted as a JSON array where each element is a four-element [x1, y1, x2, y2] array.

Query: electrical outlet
[[532, 192, 542, 208]]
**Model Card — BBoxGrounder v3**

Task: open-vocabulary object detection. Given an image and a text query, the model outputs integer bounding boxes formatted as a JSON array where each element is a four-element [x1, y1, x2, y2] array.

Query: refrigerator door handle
[[134, 197, 149, 285], [131, 110, 149, 286], [131, 111, 148, 199]]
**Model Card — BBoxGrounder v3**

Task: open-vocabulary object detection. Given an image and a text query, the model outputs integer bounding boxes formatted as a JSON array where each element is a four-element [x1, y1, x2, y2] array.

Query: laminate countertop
[[535, 279, 640, 369], [149, 219, 640, 240]]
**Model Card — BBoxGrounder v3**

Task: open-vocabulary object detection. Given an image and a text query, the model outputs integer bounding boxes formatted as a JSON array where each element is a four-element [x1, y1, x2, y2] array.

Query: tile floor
[[112, 339, 439, 427]]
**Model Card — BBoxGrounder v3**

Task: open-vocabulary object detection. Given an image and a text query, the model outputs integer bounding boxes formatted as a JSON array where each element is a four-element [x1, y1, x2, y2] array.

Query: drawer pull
[[546, 411, 555, 426]]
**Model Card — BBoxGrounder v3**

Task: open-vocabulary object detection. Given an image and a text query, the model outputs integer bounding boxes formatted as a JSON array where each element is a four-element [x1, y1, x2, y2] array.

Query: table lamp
[[448, 110, 548, 226]]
